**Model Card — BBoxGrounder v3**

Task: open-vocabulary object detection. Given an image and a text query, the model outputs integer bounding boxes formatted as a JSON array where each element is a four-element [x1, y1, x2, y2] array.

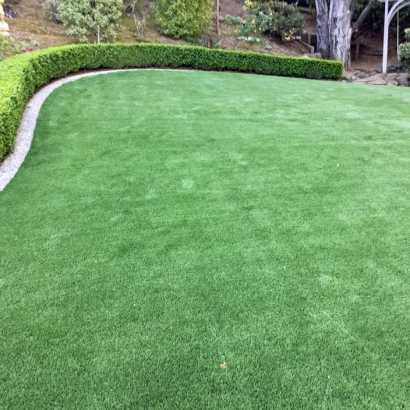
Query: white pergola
[[380, 0, 410, 73]]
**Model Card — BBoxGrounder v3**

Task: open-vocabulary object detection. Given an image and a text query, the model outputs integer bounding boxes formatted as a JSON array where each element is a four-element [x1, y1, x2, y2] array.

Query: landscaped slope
[[1, 71, 409, 409]]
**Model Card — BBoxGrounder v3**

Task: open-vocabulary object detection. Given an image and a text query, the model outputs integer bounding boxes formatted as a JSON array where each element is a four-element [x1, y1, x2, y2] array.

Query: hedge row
[[0, 43, 343, 161]]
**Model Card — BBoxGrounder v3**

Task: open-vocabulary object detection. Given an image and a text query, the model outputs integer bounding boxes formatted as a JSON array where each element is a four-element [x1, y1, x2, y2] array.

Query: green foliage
[[154, 0, 213, 41], [0, 43, 343, 162], [196, 34, 221, 49], [224, 15, 243, 26], [240, 1, 305, 42], [0, 36, 40, 61], [43, 0, 123, 43], [0, 36, 14, 61], [399, 28, 410, 72]]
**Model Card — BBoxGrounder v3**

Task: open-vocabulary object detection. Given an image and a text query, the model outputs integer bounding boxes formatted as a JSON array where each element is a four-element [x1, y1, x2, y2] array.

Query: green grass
[[1, 70, 410, 409]]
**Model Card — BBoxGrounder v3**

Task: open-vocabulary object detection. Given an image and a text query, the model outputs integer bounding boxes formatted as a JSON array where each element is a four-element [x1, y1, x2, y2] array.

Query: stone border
[[0, 69, 145, 192], [343, 69, 409, 86], [0, 67, 240, 192]]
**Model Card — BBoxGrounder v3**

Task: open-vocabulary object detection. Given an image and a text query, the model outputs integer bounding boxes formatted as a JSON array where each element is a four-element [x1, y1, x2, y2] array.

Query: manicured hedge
[[0, 43, 343, 161]]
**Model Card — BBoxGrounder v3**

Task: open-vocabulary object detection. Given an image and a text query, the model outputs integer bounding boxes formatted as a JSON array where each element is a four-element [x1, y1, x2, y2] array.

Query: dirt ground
[[3, 0, 401, 72], [349, 32, 400, 73], [219, 0, 246, 18]]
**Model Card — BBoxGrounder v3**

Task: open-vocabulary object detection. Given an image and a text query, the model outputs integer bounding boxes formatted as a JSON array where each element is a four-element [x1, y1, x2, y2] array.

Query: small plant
[[0, 37, 39, 60], [224, 15, 242, 26], [240, 1, 304, 42], [16, 40, 39, 53], [243, 0, 256, 11], [196, 34, 221, 48], [237, 18, 265, 44], [0, 36, 13, 61], [399, 28, 410, 72]]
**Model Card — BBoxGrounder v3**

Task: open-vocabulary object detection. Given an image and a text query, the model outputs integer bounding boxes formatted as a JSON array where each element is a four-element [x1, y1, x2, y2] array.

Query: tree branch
[[352, 0, 377, 33]]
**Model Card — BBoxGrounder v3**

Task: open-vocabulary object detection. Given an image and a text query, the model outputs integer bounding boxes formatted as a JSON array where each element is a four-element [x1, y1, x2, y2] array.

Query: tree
[[154, 0, 213, 41], [316, 0, 376, 70], [57, 0, 122, 43]]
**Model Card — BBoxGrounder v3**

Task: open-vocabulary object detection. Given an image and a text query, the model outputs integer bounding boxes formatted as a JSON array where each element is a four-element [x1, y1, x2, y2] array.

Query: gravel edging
[[0, 69, 133, 192]]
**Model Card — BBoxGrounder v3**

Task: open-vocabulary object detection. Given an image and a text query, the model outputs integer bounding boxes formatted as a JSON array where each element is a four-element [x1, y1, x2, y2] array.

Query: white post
[[0, 0, 10, 37], [382, 0, 389, 73], [397, 10, 399, 54], [380, 0, 410, 72]]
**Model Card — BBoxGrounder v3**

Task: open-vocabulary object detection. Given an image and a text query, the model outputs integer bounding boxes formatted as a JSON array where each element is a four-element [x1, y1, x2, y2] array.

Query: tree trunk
[[316, 0, 356, 70], [316, 0, 378, 71], [329, 0, 352, 70], [316, 0, 330, 58], [216, 0, 220, 35]]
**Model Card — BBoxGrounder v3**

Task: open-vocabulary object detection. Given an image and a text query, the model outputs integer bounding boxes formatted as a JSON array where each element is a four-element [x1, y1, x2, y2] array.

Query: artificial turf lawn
[[1, 70, 410, 409]]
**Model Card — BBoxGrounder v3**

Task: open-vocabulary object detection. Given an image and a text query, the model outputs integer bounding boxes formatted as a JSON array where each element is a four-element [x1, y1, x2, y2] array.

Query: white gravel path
[[0, 69, 132, 192]]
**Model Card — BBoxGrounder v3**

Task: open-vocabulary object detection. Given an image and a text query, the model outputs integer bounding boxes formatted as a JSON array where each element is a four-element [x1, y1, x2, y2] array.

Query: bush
[[0, 36, 40, 61], [224, 15, 243, 26], [42, 0, 123, 43], [196, 34, 221, 49], [399, 28, 410, 72], [0, 43, 343, 162], [241, 1, 304, 42], [154, 0, 213, 41]]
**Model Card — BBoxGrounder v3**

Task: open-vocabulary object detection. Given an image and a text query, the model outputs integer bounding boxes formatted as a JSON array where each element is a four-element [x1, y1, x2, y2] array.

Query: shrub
[[0, 43, 343, 162], [0, 36, 14, 61], [241, 1, 304, 42], [224, 15, 243, 26], [196, 34, 221, 49], [154, 0, 213, 41], [43, 0, 123, 43], [0, 37, 40, 61], [399, 28, 410, 72]]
